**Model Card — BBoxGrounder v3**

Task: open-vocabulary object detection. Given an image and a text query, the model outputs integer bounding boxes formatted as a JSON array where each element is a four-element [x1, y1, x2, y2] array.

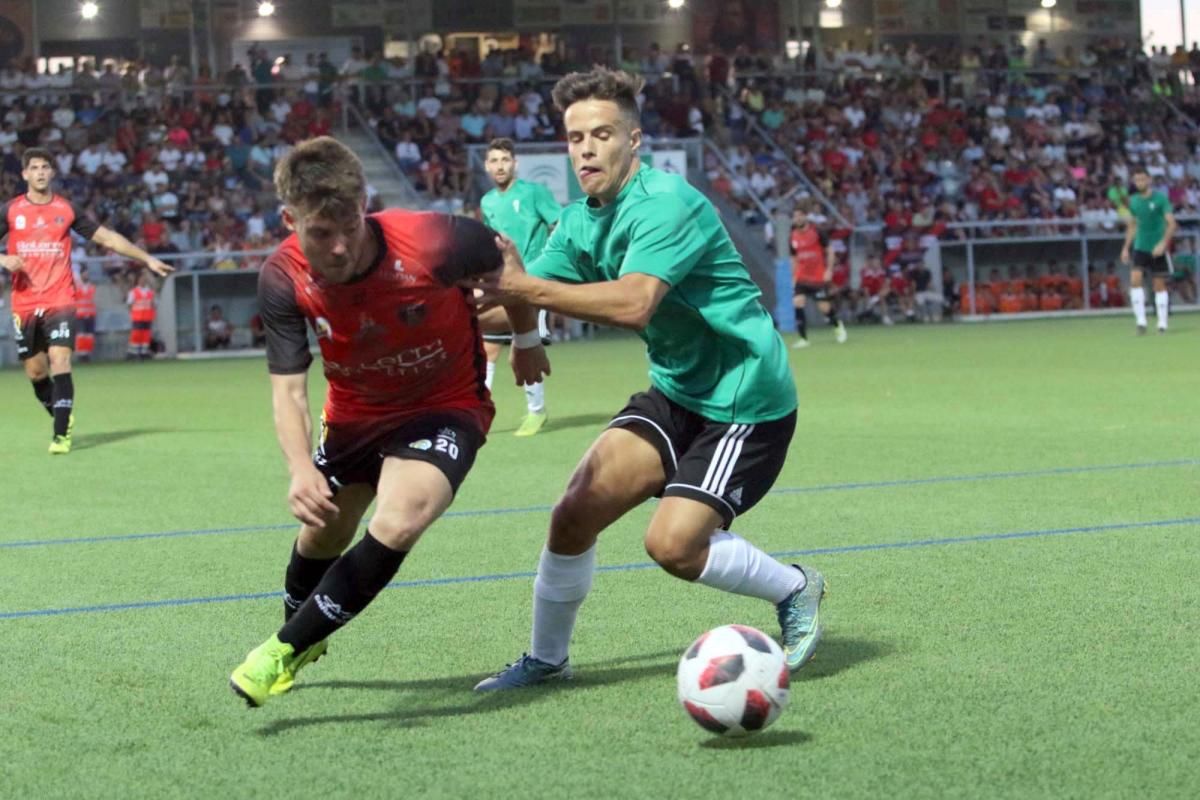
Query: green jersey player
[[1121, 166, 1177, 334], [479, 138, 562, 436], [471, 68, 826, 699]]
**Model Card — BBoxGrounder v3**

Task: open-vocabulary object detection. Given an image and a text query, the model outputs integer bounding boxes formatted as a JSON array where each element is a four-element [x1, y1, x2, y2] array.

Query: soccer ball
[[677, 624, 789, 737]]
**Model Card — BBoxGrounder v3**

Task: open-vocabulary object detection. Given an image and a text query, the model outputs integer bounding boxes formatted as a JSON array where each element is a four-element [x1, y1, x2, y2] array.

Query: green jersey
[[481, 179, 562, 263], [528, 165, 796, 423], [1129, 191, 1172, 253]]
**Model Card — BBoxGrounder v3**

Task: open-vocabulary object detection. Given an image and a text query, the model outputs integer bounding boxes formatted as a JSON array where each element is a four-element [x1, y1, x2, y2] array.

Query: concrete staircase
[[338, 128, 424, 211]]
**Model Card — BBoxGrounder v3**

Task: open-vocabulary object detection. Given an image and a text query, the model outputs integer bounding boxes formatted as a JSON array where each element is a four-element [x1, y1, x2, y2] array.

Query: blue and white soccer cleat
[[776, 565, 827, 672], [473, 653, 572, 692]]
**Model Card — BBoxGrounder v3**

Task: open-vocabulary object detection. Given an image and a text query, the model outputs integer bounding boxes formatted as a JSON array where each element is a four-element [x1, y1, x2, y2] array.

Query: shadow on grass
[[793, 635, 893, 682], [258, 650, 677, 736], [71, 428, 181, 450], [491, 412, 611, 436], [699, 730, 813, 750]]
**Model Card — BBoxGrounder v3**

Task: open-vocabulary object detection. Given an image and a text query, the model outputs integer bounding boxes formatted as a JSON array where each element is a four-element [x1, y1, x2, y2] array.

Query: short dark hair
[[1132, 165, 1149, 176], [551, 67, 643, 120], [22, 148, 52, 169], [486, 138, 515, 156]]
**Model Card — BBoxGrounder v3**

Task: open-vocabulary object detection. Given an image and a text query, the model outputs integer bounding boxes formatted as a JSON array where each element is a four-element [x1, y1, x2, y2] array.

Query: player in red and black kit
[[0, 147, 172, 454], [229, 137, 549, 707], [789, 208, 846, 348]]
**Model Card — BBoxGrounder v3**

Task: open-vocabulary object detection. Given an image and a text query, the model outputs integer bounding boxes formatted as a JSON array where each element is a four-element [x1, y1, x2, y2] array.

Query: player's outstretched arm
[[91, 226, 175, 276], [479, 236, 668, 331], [270, 372, 338, 527]]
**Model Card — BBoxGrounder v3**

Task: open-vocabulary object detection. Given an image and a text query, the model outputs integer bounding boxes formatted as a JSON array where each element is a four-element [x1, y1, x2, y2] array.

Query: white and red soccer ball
[[677, 624, 790, 737]]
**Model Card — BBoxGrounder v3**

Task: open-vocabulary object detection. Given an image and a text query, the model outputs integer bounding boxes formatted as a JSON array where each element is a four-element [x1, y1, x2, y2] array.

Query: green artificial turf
[[2, 317, 1197, 798]]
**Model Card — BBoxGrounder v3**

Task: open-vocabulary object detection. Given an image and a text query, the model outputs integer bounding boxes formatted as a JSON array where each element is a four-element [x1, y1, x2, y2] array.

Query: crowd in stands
[[2, 35, 1199, 324]]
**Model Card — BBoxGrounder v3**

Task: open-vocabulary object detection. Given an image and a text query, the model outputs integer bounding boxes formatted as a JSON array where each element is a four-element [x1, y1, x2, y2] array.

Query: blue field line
[[3, 515, 1198, 621], [3, 457, 1197, 551]]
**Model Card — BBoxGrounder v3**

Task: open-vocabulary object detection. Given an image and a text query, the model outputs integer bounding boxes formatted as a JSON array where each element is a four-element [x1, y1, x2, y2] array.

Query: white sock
[[1131, 287, 1147, 327], [531, 545, 595, 665], [485, 360, 496, 390], [525, 381, 545, 414], [537, 309, 551, 339], [696, 531, 804, 604], [1155, 291, 1169, 329]]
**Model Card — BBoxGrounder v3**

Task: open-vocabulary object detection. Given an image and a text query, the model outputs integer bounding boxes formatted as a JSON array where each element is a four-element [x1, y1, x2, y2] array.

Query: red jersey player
[[789, 207, 846, 348], [0, 147, 172, 454], [229, 137, 549, 707]]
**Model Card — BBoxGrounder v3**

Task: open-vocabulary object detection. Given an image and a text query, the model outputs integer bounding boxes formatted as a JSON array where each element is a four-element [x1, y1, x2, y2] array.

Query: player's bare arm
[[1153, 212, 1177, 257], [0, 254, 22, 272], [481, 235, 669, 331], [503, 298, 552, 386], [1120, 216, 1137, 264], [270, 371, 338, 527], [92, 226, 175, 276]]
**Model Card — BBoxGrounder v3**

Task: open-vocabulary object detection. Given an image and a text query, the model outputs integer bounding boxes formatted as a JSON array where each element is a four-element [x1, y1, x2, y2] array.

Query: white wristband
[[512, 329, 542, 349]]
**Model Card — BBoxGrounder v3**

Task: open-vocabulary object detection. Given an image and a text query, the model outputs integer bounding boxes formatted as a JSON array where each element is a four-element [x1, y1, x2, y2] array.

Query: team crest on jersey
[[354, 312, 384, 341], [314, 316, 334, 339], [14, 215, 24, 230], [396, 302, 427, 326], [54, 216, 65, 226]]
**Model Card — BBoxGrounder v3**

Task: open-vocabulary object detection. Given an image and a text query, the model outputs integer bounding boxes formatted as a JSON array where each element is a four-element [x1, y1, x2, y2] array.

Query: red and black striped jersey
[[258, 209, 501, 433]]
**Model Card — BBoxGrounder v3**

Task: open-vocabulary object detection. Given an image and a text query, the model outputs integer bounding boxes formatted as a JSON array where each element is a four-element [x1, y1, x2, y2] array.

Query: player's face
[[563, 99, 642, 205], [485, 149, 516, 188], [22, 158, 54, 193], [1132, 172, 1151, 193], [286, 207, 369, 284]]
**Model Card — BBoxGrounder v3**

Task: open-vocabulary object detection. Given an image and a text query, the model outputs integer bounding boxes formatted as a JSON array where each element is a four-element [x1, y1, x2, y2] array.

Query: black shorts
[[78, 316, 96, 335], [1132, 250, 1170, 275], [314, 411, 484, 495], [608, 387, 796, 528], [793, 282, 829, 302], [12, 307, 76, 360]]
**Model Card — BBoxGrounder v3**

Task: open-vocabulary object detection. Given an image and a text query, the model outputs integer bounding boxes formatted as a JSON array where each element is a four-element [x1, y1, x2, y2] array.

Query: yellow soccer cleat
[[48, 435, 71, 455], [514, 411, 548, 437], [269, 639, 328, 696], [230, 634, 298, 708]]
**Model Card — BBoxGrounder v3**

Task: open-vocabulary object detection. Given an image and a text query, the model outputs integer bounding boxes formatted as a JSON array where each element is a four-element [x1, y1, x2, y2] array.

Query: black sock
[[32, 377, 53, 416], [277, 531, 408, 653], [283, 541, 338, 622], [51, 374, 74, 437], [795, 309, 807, 340], [825, 308, 839, 327]]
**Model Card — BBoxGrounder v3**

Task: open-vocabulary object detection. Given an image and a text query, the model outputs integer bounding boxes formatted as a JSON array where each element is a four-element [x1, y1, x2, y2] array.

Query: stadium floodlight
[[824, 0, 842, 8], [257, 1, 275, 16], [80, 1, 99, 19], [667, 0, 686, 9], [1040, 0, 1056, 7]]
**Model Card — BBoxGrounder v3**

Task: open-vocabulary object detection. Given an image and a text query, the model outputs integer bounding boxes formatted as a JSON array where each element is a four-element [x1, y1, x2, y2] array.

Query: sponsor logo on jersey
[[314, 316, 334, 339], [14, 215, 25, 230], [728, 486, 744, 507], [323, 340, 448, 378], [513, 199, 520, 213]]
